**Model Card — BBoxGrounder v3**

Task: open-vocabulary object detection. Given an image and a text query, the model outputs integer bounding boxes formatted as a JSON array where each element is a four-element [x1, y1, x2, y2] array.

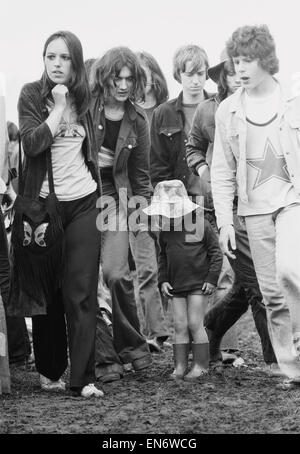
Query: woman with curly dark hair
[[90, 47, 153, 383]]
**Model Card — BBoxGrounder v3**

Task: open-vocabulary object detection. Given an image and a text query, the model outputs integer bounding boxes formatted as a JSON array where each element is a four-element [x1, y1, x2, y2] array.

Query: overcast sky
[[1, 0, 300, 123]]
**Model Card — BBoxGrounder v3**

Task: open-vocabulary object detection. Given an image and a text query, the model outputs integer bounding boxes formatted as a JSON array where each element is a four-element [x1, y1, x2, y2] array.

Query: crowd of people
[[1, 23, 300, 398]]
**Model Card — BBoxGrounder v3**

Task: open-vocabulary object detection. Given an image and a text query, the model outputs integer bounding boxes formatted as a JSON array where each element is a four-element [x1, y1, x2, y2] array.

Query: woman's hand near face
[[45, 84, 68, 137], [52, 84, 68, 110]]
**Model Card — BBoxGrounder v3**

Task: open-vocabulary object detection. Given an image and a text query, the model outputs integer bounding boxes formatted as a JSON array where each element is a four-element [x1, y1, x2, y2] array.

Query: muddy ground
[[2, 307, 300, 435]]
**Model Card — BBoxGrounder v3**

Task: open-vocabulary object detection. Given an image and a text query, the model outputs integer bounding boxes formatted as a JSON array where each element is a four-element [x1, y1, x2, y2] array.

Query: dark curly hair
[[90, 47, 146, 102], [226, 24, 279, 75]]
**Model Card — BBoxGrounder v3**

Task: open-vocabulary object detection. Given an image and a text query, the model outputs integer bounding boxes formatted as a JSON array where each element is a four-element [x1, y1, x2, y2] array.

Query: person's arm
[[0, 178, 6, 204], [45, 84, 68, 135], [2, 180, 17, 211], [203, 221, 223, 287], [211, 105, 237, 259], [127, 113, 153, 204], [186, 104, 210, 175], [150, 108, 174, 187], [0, 202, 10, 305], [18, 83, 67, 158], [157, 233, 169, 288], [0, 94, 9, 188]]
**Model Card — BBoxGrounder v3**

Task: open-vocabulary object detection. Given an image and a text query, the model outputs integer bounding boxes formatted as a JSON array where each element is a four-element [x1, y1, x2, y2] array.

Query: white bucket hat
[[143, 180, 201, 219]]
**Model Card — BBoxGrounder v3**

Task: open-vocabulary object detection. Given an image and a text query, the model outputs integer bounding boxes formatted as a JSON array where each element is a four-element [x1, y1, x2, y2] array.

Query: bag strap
[[18, 136, 55, 195], [46, 150, 55, 194], [18, 134, 24, 195]]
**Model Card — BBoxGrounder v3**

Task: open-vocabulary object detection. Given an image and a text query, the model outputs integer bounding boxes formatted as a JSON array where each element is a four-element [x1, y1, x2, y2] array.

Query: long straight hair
[[42, 30, 90, 119], [136, 51, 169, 106]]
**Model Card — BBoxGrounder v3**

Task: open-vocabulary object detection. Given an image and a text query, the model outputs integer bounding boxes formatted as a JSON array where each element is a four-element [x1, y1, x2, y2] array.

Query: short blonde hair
[[173, 44, 209, 83]]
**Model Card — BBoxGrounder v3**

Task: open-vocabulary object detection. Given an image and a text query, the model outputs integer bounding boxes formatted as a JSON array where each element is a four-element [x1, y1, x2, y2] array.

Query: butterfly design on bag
[[23, 221, 49, 248]]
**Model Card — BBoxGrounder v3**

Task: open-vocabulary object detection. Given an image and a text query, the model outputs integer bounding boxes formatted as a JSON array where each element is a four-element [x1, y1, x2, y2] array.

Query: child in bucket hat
[[143, 180, 223, 380]]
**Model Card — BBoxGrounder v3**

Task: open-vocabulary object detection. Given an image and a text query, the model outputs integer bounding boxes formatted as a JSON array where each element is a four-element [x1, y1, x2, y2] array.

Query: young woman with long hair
[[8, 31, 103, 397]]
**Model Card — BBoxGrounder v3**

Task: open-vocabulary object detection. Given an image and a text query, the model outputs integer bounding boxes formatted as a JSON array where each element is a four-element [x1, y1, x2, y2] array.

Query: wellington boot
[[184, 343, 209, 381], [171, 343, 189, 379]]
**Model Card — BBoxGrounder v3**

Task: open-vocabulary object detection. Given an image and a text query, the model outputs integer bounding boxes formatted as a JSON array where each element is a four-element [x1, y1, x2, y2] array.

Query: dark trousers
[[32, 192, 100, 388], [0, 210, 31, 363], [204, 208, 276, 364], [6, 316, 31, 363]]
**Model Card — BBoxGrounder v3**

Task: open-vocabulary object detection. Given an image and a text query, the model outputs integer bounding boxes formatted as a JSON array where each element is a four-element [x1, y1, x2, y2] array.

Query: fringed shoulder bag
[[11, 137, 64, 303]]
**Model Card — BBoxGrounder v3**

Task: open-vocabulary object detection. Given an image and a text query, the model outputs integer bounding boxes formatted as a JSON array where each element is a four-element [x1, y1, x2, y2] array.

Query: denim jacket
[[211, 80, 300, 228], [150, 91, 213, 188], [18, 79, 101, 199], [89, 95, 152, 208]]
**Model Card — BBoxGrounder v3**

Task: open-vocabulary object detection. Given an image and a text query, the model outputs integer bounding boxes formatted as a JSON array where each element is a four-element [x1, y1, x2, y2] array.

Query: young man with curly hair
[[211, 24, 300, 388]]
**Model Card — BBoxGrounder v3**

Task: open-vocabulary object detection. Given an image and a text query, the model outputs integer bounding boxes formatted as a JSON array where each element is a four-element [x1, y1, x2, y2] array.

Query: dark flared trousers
[[32, 192, 100, 388]]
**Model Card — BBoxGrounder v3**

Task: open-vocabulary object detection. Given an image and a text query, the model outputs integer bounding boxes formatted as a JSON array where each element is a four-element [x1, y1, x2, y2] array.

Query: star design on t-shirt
[[246, 138, 290, 189]]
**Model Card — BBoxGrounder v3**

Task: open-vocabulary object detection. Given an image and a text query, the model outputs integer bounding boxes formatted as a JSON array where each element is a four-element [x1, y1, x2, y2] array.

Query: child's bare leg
[[185, 294, 209, 380], [171, 297, 189, 378], [188, 294, 209, 343]]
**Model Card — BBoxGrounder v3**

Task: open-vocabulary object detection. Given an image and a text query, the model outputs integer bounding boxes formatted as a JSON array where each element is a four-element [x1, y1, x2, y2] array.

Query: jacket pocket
[[159, 126, 181, 139], [123, 137, 138, 150], [288, 119, 300, 148], [226, 129, 240, 159]]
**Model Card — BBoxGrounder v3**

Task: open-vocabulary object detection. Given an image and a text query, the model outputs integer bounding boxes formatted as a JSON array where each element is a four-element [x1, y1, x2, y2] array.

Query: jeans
[[204, 209, 276, 364], [99, 201, 150, 365], [129, 230, 169, 340], [244, 203, 300, 378], [32, 192, 100, 388]]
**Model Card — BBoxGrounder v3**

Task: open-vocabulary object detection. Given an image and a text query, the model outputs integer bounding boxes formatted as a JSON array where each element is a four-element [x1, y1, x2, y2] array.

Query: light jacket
[[211, 80, 300, 228]]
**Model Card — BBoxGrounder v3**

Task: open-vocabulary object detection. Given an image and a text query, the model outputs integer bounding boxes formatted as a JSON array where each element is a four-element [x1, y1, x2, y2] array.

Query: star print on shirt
[[247, 138, 290, 190]]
